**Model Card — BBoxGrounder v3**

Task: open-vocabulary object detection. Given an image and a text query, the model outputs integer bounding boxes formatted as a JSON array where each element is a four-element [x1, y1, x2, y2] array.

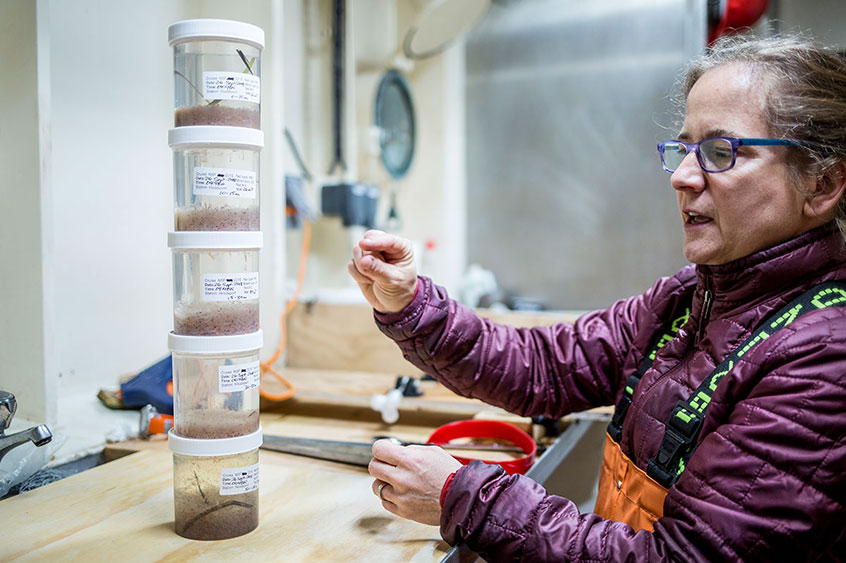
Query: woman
[[348, 34, 846, 561]]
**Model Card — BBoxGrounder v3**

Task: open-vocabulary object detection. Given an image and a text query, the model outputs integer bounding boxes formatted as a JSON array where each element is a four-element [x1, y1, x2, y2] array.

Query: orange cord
[[259, 216, 312, 401]]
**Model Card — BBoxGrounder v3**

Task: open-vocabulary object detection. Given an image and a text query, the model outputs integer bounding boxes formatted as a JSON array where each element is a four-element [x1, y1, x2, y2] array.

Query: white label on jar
[[203, 72, 261, 103], [202, 272, 259, 302], [219, 360, 261, 393], [194, 167, 257, 199], [220, 463, 259, 496]]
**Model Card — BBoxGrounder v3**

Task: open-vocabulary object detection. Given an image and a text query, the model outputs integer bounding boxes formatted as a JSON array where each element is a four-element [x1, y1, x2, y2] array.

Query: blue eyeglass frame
[[657, 136, 801, 173]]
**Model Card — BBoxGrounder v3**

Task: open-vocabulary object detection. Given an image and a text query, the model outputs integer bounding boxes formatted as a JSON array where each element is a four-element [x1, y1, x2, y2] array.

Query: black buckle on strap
[[666, 401, 703, 443], [647, 401, 702, 486]]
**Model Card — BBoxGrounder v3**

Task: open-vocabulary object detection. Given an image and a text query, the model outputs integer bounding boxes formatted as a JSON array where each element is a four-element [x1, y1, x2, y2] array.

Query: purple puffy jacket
[[375, 224, 846, 561]]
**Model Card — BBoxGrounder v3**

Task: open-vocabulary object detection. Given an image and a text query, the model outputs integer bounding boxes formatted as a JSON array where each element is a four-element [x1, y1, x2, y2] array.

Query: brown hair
[[681, 33, 846, 238]]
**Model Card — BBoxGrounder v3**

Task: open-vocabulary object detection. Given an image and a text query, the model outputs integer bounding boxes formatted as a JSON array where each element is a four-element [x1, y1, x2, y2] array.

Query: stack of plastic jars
[[166, 19, 264, 541]]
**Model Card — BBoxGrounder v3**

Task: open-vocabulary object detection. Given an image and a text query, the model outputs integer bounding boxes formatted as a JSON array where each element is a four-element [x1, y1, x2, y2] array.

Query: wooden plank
[[1, 449, 449, 562], [259, 367, 531, 428], [285, 302, 416, 375], [285, 301, 583, 374]]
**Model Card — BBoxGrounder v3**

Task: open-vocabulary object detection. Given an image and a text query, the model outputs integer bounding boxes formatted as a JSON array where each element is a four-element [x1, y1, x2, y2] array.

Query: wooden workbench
[[0, 446, 450, 561], [0, 303, 591, 561], [0, 406, 460, 562], [0, 369, 530, 563]]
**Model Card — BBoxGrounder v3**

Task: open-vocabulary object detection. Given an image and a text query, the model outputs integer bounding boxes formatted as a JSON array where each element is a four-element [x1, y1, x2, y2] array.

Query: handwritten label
[[194, 167, 257, 198], [220, 464, 259, 496], [219, 360, 260, 393], [202, 272, 259, 302], [203, 72, 260, 103]]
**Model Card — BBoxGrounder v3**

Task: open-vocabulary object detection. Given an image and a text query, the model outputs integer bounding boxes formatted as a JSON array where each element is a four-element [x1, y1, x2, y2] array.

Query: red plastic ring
[[427, 420, 536, 475]]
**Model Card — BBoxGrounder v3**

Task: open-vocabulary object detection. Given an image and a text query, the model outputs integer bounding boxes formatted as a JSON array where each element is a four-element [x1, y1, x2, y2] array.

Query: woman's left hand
[[369, 439, 463, 526]]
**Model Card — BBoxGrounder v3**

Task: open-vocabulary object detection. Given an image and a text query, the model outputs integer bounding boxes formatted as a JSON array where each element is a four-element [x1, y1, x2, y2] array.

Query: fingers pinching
[[359, 231, 404, 254], [352, 242, 383, 275], [347, 260, 370, 284], [363, 229, 386, 239]]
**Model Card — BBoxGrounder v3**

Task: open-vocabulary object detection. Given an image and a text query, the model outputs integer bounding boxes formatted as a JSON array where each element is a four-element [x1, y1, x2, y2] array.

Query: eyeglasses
[[657, 136, 801, 173]]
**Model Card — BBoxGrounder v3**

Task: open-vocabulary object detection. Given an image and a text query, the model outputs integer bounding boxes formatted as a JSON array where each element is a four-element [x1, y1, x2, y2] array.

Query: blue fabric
[[120, 355, 173, 414]]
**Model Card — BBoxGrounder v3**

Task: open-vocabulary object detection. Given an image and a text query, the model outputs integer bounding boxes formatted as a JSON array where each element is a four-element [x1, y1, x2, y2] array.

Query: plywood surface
[[0, 448, 449, 562], [285, 301, 582, 375]]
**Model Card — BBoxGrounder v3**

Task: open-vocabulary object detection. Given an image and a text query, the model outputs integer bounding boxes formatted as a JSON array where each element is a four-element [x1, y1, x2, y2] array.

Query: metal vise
[[0, 391, 52, 464]]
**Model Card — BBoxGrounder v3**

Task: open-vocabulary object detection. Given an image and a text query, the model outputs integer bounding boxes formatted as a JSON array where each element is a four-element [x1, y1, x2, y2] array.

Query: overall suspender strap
[[607, 306, 691, 443], [646, 281, 846, 488]]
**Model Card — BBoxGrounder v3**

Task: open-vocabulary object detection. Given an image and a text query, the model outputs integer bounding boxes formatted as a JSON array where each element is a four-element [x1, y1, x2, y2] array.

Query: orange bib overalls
[[593, 282, 846, 532], [594, 432, 667, 532]]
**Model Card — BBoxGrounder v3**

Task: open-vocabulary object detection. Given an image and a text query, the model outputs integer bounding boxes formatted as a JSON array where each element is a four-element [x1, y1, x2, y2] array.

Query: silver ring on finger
[[376, 482, 387, 500]]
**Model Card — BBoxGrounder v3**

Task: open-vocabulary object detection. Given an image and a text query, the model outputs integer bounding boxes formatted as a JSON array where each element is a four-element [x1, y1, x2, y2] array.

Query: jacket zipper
[[695, 287, 714, 347]]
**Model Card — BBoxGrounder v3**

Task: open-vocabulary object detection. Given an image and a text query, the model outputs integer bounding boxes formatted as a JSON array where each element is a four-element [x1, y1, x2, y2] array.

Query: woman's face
[[672, 63, 817, 265]]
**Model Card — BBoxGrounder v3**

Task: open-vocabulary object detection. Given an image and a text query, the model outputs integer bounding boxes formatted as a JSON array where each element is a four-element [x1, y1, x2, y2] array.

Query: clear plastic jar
[[169, 19, 264, 129], [169, 126, 263, 231], [169, 231, 262, 336], [169, 331, 262, 439], [169, 429, 262, 540]]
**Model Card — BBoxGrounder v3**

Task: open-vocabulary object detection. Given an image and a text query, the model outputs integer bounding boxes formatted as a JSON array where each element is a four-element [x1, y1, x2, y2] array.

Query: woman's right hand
[[348, 230, 418, 313], [369, 439, 462, 526]]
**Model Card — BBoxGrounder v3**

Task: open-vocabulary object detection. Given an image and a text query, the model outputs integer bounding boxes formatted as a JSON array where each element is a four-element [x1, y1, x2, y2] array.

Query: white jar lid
[[169, 330, 263, 355], [169, 126, 264, 150], [169, 19, 265, 49], [168, 427, 263, 457], [168, 231, 263, 250]]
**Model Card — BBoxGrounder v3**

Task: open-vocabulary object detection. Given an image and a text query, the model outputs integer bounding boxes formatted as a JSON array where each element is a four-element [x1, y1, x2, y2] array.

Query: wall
[[46, 0, 184, 423], [464, 0, 705, 311], [773, 0, 846, 46], [0, 1, 52, 423], [288, 0, 846, 310], [287, 0, 359, 302], [461, 0, 846, 312], [288, 0, 468, 301]]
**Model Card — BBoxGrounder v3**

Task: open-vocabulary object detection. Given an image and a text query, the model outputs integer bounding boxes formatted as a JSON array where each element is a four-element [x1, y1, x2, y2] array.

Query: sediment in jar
[[175, 105, 260, 128], [174, 301, 259, 336], [176, 205, 260, 231], [176, 409, 260, 439], [174, 472, 258, 540]]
